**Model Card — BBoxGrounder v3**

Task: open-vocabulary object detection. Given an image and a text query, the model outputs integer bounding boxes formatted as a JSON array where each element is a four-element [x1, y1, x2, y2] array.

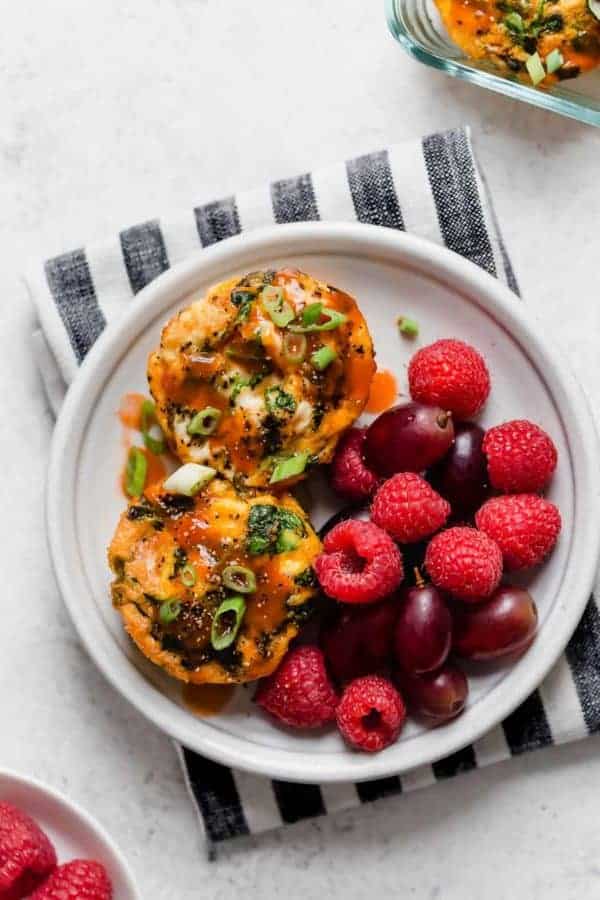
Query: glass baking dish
[[386, 0, 600, 125]]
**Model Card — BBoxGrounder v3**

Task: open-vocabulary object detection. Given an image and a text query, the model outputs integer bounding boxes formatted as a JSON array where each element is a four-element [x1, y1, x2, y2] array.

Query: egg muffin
[[108, 475, 322, 684], [435, 0, 600, 83], [147, 268, 375, 489]]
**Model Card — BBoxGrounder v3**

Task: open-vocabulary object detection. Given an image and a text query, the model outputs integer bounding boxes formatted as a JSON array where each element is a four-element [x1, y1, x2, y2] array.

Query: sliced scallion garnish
[[163, 463, 216, 496], [397, 316, 419, 338], [211, 596, 246, 650], [222, 564, 257, 594], [288, 307, 347, 333], [310, 345, 337, 371], [545, 48, 564, 73], [140, 399, 166, 455], [302, 302, 323, 326], [180, 564, 197, 588], [261, 286, 295, 327], [526, 51, 546, 85], [270, 452, 310, 484], [125, 447, 148, 498], [282, 332, 307, 364], [187, 407, 222, 436], [159, 600, 182, 625]]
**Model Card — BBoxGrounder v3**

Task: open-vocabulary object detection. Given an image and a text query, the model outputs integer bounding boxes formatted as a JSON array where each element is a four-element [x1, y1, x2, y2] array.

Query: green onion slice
[[159, 600, 182, 625], [589, 0, 600, 21], [526, 51, 546, 85], [545, 48, 564, 73], [180, 564, 197, 588], [261, 286, 295, 328], [397, 316, 419, 338], [125, 447, 148, 498], [222, 564, 257, 594], [163, 463, 216, 496], [187, 407, 222, 436], [302, 302, 323, 326], [211, 596, 246, 650], [270, 452, 310, 484], [288, 307, 347, 333], [140, 399, 166, 455], [310, 345, 337, 371], [282, 332, 307, 364]]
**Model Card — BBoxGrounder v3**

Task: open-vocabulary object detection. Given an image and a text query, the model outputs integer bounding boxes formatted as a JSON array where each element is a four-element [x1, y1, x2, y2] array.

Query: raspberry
[[425, 526, 502, 601], [315, 519, 404, 604], [336, 675, 406, 752], [0, 802, 57, 899], [255, 646, 338, 728], [330, 428, 380, 502], [371, 473, 450, 543], [476, 494, 561, 570], [29, 860, 112, 900], [408, 339, 490, 418], [483, 420, 557, 493]]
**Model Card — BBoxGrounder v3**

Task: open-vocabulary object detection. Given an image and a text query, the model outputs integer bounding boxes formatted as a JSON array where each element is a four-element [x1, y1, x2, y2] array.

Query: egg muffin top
[[147, 267, 375, 489], [108, 476, 322, 684], [435, 0, 600, 83]]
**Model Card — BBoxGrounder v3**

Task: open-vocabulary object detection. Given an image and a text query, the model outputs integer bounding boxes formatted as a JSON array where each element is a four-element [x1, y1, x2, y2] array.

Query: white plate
[[47, 222, 600, 783], [0, 770, 139, 898]]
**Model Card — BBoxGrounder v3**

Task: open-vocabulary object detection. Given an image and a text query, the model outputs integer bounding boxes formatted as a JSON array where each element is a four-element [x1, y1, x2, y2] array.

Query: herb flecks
[[246, 504, 306, 556], [502, 0, 563, 52]]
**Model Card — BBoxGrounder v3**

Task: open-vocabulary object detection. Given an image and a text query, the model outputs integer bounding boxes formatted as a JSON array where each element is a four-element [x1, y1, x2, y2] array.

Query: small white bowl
[[47, 222, 600, 783], [0, 770, 139, 899]]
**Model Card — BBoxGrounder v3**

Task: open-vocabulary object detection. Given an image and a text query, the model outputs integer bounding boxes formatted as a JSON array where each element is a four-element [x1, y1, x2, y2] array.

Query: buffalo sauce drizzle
[[163, 493, 297, 660], [366, 369, 397, 414], [182, 683, 236, 716]]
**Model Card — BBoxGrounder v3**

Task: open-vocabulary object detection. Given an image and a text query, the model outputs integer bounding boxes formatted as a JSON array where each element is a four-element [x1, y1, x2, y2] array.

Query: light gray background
[[2, 1, 600, 897]]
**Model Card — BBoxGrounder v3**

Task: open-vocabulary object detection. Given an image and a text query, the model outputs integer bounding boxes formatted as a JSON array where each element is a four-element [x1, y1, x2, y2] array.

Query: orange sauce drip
[[118, 392, 146, 429], [167, 498, 294, 640], [161, 374, 227, 417], [182, 683, 236, 717], [366, 369, 397, 414]]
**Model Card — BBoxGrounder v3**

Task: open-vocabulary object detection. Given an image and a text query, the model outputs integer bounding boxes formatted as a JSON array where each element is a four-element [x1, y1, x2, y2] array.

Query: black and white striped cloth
[[27, 127, 600, 846]]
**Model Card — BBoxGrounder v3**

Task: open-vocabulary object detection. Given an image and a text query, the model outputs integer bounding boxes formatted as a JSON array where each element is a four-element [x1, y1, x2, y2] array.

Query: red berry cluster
[[257, 338, 561, 754], [0, 802, 112, 899]]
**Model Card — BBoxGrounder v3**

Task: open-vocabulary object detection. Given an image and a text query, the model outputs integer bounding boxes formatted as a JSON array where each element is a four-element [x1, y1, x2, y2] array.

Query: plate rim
[[47, 221, 600, 783], [0, 768, 140, 898]]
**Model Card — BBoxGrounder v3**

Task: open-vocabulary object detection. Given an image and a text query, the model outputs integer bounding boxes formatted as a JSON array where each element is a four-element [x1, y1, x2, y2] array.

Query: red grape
[[394, 580, 452, 673], [396, 664, 468, 721], [452, 585, 538, 660], [364, 402, 455, 477], [320, 595, 399, 684], [428, 422, 489, 519]]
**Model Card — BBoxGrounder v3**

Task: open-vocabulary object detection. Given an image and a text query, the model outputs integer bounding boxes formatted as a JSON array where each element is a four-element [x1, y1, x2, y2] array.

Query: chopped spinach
[[294, 566, 317, 588], [246, 504, 306, 556], [265, 386, 296, 416], [127, 503, 157, 521], [502, 0, 563, 50], [172, 547, 188, 575], [230, 372, 264, 405], [230, 289, 255, 308]]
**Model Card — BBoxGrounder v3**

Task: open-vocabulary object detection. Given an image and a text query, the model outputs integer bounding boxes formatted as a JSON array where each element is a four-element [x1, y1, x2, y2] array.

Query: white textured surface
[[2, 0, 600, 897]]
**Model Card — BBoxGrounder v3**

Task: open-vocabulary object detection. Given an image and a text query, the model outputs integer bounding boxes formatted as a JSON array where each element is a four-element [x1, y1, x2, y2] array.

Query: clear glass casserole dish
[[386, 0, 600, 126]]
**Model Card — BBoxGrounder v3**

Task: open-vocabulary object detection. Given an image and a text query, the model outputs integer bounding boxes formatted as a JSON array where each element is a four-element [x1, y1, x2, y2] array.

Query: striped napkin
[[26, 127, 600, 848]]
